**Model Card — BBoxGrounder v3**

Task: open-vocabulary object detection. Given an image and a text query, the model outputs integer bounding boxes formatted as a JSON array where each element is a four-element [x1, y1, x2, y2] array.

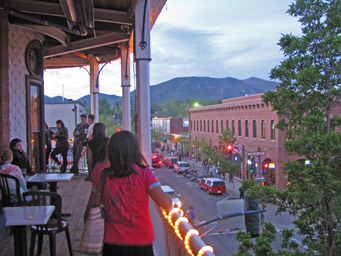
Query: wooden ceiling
[[3, 0, 166, 68]]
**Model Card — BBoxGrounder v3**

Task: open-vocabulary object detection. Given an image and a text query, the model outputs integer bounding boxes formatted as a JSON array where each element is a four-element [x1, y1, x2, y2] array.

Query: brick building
[[151, 117, 188, 151], [188, 93, 341, 189]]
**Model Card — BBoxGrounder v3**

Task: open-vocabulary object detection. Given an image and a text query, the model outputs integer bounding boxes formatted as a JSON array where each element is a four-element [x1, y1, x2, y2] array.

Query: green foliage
[[97, 98, 121, 136], [235, 222, 303, 256], [238, 1, 341, 255], [195, 128, 242, 177]]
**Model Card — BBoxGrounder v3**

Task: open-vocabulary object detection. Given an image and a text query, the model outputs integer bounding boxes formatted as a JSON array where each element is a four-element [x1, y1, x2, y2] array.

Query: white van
[[161, 185, 182, 208]]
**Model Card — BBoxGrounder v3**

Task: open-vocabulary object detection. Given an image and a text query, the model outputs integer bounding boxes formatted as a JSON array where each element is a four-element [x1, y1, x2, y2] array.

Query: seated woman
[[9, 138, 32, 175], [9, 139, 46, 190], [0, 149, 29, 203]]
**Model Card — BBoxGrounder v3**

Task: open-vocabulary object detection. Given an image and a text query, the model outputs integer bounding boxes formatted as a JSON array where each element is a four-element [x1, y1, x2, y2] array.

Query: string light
[[174, 217, 188, 240], [167, 208, 183, 227], [184, 229, 199, 256], [197, 245, 214, 256]]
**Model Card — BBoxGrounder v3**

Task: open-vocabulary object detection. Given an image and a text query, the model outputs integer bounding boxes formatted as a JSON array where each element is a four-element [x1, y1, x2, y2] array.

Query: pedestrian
[[84, 130, 172, 256], [70, 114, 89, 175], [50, 120, 69, 173], [86, 114, 95, 141], [186, 206, 199, 226], [239, 187, 244, 199], [9, 138, 33, 175], [209, 166, 213, 177], [86, 123, 109, 181], [44, 121, 53, 166]]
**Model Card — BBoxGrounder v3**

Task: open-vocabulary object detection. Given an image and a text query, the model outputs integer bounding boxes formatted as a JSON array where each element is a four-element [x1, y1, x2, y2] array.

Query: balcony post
[[134, 0, 151, 164], [90, 56, 99, 122], [121, 42, 131, 131]]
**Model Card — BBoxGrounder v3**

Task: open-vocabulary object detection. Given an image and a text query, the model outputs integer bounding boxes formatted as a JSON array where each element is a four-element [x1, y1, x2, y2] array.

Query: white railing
[[150, 201, 215, 256]]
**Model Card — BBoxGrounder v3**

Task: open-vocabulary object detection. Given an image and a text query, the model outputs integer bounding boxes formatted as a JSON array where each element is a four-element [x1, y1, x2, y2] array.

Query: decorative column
[[121, 42, 131, 131], [90, 56, 99, 122], [0, 10, 10, 147], [134, 0, 152, 164]]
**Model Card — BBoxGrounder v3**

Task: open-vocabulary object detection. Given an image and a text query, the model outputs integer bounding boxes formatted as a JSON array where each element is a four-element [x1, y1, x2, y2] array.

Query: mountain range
[[44, 76, 278, 106]]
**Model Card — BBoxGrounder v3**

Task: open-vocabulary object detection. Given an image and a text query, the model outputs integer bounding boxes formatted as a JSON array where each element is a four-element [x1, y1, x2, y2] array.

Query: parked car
[[199, 178, 226, 194], [164, 157, 178, 168], [152, 154, 163, 168], [161, 185, 182, 208], [174, 161, 190, 174]]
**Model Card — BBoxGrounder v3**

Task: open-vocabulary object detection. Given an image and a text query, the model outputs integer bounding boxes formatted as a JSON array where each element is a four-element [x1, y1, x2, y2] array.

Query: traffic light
[[249, 156, 256, 174], [244, 196, 260, 237], [192, 144, 195, 149], [226, 144, 233, 159]]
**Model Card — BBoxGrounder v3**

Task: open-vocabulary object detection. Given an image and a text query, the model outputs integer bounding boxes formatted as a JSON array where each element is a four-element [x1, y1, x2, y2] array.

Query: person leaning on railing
[[84, 130, 172, 256]]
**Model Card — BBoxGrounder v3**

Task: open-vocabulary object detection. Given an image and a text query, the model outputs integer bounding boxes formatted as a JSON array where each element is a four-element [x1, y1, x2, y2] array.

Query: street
[[154, 165, 300, 256]]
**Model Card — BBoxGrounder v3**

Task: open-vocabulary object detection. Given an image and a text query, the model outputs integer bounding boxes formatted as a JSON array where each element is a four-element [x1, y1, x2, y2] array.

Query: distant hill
[[45, 76, 278, 106], [44, 93, 120, 106], [148, 76, 278, 103]]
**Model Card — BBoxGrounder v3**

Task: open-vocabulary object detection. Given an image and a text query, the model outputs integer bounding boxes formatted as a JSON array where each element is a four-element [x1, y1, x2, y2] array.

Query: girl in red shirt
[[84, 131, 172, 256]]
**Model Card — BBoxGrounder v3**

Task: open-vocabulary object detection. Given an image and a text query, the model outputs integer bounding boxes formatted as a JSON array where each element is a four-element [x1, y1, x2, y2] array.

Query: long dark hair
[[107, 130, 148, 178], [9, 139, 21, 151], [92, 123, 106, 139]]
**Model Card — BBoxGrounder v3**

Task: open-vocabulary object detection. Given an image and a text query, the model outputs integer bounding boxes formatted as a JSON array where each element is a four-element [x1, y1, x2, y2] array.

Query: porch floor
[[0, 172, 93, 256]]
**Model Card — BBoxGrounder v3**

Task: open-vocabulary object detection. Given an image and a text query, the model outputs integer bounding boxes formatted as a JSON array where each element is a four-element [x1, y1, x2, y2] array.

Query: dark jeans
[[102, 244, 154, 256], [50, 146, 68, 172], [71, 142, 83, 173]]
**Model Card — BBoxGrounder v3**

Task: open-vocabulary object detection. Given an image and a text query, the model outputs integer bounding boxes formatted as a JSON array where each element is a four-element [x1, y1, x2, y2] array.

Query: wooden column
[[0, 10, 10, 147]]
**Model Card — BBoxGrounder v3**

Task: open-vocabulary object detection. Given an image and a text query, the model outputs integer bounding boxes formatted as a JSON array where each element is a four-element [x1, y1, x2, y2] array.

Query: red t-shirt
[[92, 162, 159, 245]]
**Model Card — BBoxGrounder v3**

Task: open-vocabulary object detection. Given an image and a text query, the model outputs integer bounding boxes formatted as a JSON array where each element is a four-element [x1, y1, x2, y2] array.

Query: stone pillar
[[0, 10, 10, 147], [121, 42, 131, 131], [90, 57, 99, 122], [134, 0, 152, 164]]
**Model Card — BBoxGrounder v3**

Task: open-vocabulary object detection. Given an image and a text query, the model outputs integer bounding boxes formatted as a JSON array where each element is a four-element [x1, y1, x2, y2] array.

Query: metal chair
[[23, 191, 73, 256], [0, 173, 23, 206]]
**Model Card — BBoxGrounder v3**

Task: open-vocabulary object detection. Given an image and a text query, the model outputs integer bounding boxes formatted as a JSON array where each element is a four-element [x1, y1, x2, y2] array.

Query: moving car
[[173, 161, 190, 174], [199, 178, 226, 194], [164, 157, 178, 168], [161, 185, 182, 208], [151, 154, 163, 168]]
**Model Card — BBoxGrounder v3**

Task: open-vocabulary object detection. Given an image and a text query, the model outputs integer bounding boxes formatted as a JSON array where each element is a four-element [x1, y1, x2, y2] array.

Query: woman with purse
[[84, 130, 172, 256]]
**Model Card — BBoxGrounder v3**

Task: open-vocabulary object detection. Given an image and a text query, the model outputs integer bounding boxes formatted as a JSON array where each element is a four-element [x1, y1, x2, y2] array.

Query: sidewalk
[[184, 157, 242, 198]]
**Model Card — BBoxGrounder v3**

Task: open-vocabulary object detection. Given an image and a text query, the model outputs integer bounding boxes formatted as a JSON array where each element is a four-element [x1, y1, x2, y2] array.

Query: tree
[[238, 1, 341, 255], [198, 128, 242, 177]]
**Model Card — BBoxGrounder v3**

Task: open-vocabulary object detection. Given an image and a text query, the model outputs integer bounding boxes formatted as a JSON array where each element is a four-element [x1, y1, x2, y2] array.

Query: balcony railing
[[150, 201, 215, 256]]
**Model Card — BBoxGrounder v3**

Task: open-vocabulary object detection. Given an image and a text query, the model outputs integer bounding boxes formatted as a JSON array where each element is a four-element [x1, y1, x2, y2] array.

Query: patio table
[[25, 173, 74, 193], [4, 205, 55, 256]]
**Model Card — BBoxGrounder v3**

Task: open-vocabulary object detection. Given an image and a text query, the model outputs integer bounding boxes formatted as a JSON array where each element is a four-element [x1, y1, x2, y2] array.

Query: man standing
[[70, 114, 89, 175], [85, 114, 95, 181], [50, 120, 69, 173]]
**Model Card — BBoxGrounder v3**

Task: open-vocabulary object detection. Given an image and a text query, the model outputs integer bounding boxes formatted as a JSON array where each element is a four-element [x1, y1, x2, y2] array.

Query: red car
[[152, 154, 163, 168], [199, 178, 226, 194]]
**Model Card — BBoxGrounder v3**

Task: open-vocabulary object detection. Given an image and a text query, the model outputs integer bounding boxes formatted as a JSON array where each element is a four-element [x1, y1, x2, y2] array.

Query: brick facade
[[188, 94, 295, 189]]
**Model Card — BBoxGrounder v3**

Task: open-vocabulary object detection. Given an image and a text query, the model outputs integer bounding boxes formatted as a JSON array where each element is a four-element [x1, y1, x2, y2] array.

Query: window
[[197, 120, 199, 132], [207, 120, 210, 132], [253, 120, 257, 138], [216, 120, 219, 134], [271, 120, 276, 140], [221, 120, 224, 133], [261, 120, 266, 139], [191, 120, 193, 131], [232, 120, 235, 135], [211, 120, 214, 134], [200, 120, 202, 132], [226, 120, 229, 130], [238, 120, 242, 136], [245, 120, 249, 137], [203, 120, 206, 132]]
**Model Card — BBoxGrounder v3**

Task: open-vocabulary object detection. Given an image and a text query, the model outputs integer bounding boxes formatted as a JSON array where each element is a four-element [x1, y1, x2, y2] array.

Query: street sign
[[233, 144, 242, 154], [254, 177, 265, 181], [248, 152, 265, 156]]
